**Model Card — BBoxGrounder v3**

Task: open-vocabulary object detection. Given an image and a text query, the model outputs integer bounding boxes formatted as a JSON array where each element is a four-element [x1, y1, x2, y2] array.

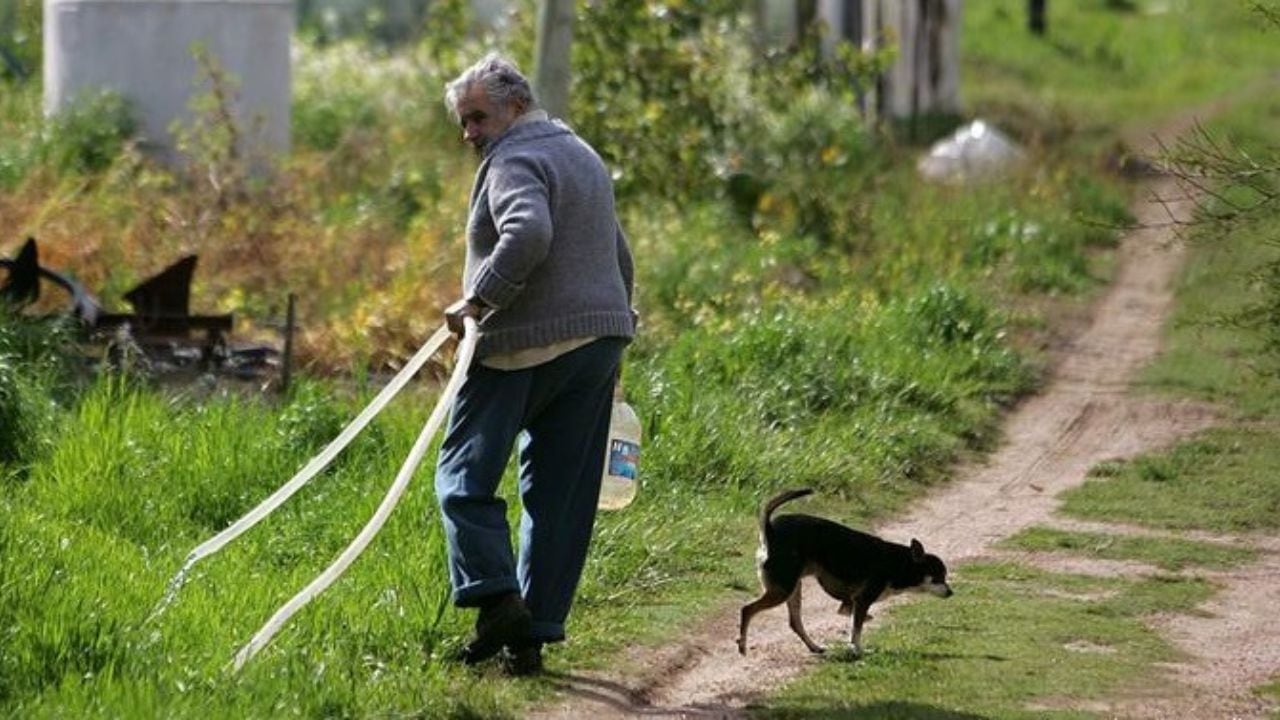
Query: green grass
[[0, 366, 771, 716], [1257, 676, 1280, 717], [1060, 429, 1280, 533], [1000, 527, 1257, 571], [963, 0, 1280, 144], [0, 82, 40, 188], [764, 563, 1213, 720]]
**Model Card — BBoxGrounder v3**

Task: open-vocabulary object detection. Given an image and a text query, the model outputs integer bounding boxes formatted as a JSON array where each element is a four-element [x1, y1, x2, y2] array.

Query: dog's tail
[[759, 487, 814, 540]]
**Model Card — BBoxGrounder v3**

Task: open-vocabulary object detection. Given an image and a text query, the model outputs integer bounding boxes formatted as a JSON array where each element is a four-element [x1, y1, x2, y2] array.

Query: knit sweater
[[463, 118, 636, 358]]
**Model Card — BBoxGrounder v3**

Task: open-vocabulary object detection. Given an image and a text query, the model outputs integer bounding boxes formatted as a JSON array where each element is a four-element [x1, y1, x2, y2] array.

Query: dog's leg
[[837, 600, 873, 621], [738, 586, 790, 655], [786, 584, 825, 654], [849, 584, 883, 657], [848, 602, 864, 655]]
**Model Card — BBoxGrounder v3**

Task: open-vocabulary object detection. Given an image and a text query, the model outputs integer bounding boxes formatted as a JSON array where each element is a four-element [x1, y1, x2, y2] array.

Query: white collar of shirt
[[512, 109, 549, 127]]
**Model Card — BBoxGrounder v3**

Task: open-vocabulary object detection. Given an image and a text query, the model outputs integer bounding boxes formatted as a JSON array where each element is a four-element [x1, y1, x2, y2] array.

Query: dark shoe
[[501, 641, 544, 677], [459, 593, 532, 666]]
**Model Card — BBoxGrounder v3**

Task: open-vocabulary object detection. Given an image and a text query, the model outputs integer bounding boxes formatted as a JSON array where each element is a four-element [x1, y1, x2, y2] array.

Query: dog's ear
[[910, 538, 925, 561]]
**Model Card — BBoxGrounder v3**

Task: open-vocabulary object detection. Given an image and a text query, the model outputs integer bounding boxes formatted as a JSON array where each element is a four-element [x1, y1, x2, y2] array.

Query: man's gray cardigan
[[464, 119, 636, 358]]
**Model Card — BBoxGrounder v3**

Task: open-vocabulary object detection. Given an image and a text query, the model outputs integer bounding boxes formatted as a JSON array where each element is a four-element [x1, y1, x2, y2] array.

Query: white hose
[[149, 323, 453, 622], [231, 316, 478, 671]]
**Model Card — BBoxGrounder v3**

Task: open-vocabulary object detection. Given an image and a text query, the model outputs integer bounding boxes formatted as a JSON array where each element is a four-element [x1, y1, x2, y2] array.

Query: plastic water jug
[[599, 387, 640, 510]]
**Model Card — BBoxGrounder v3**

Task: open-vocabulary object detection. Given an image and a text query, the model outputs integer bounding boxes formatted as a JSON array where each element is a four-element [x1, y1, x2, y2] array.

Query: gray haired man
[[436, 54, 636, 675]]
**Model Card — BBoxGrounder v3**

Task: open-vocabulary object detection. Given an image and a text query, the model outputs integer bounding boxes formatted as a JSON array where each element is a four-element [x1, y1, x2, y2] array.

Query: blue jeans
[[434, 337, 625, 643]]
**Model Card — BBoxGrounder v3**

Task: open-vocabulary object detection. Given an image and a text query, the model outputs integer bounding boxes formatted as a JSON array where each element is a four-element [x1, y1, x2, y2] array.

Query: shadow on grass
[[825, 647, 1010, 665], [540, 669, 1000, 718], [757, 700, 992, 719]]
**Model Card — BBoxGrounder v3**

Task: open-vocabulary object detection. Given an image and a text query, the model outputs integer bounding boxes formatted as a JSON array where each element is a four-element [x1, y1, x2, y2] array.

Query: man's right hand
[[444, 298, 487, 337]]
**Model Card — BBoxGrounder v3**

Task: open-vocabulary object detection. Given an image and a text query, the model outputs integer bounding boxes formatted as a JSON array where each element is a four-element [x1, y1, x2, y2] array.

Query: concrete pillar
[[44, 0, 293, 169]]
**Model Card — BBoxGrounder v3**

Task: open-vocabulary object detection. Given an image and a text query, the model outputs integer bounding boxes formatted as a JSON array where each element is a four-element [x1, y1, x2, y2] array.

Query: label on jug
[[607, 439, 639, 480]]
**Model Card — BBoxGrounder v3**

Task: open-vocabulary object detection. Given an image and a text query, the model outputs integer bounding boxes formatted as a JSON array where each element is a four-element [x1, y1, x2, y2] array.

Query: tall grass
[[0, 368, 496, 716]]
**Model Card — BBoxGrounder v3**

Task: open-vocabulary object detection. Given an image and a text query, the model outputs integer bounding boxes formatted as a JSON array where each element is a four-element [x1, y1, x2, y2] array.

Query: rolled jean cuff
[[452, 577, 520, 608], [530, 621, 566, 644]]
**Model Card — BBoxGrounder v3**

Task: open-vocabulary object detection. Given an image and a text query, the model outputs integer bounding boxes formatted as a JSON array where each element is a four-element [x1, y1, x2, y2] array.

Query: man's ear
[[910, 538, 925, 561]]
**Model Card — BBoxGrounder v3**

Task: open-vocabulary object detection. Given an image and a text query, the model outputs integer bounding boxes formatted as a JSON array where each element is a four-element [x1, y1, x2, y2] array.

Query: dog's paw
[[808, 644, 826, 655], [736, 638, 747, 656]]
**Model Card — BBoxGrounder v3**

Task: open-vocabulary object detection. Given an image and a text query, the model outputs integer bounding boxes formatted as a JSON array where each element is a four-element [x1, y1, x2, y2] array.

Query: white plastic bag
[[918, 120, 1026, 184]]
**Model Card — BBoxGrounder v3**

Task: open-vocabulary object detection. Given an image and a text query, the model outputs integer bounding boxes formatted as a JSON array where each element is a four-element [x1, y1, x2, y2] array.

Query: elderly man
[[436, 53, 636, 675]]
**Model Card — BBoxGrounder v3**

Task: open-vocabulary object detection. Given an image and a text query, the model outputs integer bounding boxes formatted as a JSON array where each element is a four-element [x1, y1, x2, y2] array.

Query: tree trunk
[[534, 0, 575, 120], [1029, 0, 1046, 35]]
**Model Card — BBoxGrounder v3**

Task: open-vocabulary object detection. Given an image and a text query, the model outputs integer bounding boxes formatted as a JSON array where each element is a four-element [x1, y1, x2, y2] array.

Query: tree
[[1159, 2, 1280, 371], [1029, 0, 1046, 35], [534, 0, 575, 120]]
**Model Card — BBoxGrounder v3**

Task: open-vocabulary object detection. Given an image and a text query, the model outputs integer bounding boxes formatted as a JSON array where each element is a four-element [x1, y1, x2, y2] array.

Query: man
[[437, 53, 636, 675]]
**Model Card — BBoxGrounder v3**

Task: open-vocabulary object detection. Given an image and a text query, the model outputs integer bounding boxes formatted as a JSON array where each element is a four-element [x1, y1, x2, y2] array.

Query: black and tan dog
[[737, 488, 953, 656]]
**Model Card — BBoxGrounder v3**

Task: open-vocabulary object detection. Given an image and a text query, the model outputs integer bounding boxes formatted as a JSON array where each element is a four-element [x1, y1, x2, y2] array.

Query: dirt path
[[528, 127, 1276, 718]]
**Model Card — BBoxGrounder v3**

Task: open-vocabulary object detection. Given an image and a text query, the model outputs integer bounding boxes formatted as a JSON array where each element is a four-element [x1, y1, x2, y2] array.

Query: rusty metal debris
[[2, 236, 292, 385], [1, 237, 101, 321]]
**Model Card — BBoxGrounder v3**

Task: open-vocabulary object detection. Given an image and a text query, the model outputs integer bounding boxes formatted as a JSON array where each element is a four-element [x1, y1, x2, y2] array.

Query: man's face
[[455, 83, 522, 155]]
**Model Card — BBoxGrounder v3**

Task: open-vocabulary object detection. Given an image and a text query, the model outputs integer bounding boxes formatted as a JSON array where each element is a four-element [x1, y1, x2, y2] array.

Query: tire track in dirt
[[527, 134, 1234, 719]]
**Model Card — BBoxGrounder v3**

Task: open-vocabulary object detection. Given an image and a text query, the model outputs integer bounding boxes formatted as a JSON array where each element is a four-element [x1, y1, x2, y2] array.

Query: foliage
[[0, 82, 40, 189], [0, 0, 39, 82], [1163, 118, 1280, 375], [733, 86, 884, 249], [571, 0, 888, 212], [0, 90, 135, 189], [296, 0, 466, 49], [44, 92, 137, 176], [570, 1, 746, 199]]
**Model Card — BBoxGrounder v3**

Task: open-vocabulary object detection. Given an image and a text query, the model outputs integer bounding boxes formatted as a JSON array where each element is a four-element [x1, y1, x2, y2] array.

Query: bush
[[42, 91, 136, 175], [737, 87, 882, 248], [572, 0, 885, 212], [0, 0, 40, 81]]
